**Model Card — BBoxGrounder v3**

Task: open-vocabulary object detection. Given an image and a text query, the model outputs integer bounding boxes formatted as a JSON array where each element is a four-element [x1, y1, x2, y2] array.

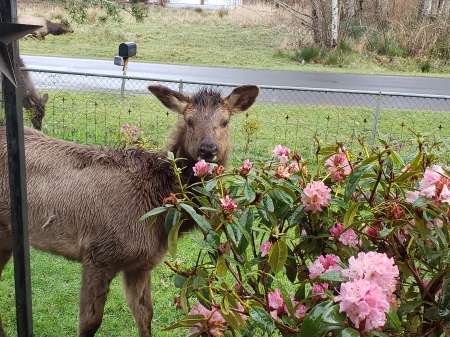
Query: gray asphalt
[[22, 55, 450, 96]]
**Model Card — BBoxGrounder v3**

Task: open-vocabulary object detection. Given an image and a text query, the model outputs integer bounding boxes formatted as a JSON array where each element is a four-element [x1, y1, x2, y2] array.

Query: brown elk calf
[[18, 15, 74, 40], [0, 84, 259, 337], [20, 58, 48, 130]]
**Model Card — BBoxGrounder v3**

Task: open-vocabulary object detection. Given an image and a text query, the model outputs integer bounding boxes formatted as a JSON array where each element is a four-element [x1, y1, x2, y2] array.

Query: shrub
[[146, 133, 450, 336], [293, 46, 319, 63], [421, 60, 431, 73]]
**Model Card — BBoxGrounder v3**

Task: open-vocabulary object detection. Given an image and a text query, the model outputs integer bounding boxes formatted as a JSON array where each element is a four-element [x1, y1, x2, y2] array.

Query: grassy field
[[17, 2, 450, 76]]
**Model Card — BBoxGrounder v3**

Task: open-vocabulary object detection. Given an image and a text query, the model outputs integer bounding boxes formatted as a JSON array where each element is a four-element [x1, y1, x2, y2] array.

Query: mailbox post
[[114, 42, 136, 98]]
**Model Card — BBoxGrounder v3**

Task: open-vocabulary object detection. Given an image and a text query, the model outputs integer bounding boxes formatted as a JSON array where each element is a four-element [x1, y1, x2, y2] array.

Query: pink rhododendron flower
[[342, 252, 399, 295], [405, 190, 420, 204], [287, 300, 309, 319], [267, 289, 285, 320], [267, 289, 308, 320], [419, 165, 450, 204], [273, 145, 291, 164], [187, 302, 226, 337], [335, 279, 390, 331], [330, 223, 359, 247], [301, 181, 331, 213], [219, 195, 238, 214], [308, 254, 343, 279], [325, 151, 351, 183], [312, 283, 329, 300], [120, 123, 130, 133], [193, 160, 212, 177], [259, 241, 272, 257], [242, 159, 253, 170]]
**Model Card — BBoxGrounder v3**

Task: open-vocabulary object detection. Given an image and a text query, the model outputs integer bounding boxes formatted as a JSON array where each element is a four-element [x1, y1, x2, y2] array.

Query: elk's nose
[[198, 141, 218, 160]]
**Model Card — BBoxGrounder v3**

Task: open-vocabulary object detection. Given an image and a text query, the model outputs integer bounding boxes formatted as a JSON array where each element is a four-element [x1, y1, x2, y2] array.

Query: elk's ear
[[148, 85, 189, 115], [41, 93, 49, 104], [225, 85, 259, 115]]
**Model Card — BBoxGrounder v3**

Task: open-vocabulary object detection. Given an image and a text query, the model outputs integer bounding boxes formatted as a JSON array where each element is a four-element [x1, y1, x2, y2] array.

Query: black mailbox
[[118, 42, 137, 57]]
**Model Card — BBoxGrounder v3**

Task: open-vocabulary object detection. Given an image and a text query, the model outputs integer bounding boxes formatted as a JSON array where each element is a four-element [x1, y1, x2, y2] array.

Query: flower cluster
[[267, 289, 309, 320], [120, 123, 146, 147], [335, 252, 399, 331], [406, 165, 450, 205], [193, 159, 213, 178], [324, 150, 351, 183], [187, 301, 246, 337], [301, 180, 331, 213], [259, 241, 272, 257], [329, 222, 359, 247], [308, 254, 343, 279]]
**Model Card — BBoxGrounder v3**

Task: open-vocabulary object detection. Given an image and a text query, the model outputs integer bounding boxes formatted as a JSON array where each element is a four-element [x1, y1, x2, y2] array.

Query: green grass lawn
[[0, 235, 202, 337]]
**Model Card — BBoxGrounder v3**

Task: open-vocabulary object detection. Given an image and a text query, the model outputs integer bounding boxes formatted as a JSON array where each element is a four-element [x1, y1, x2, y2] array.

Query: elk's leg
[[122, 269, 152, 337], [78, 265, 116, 337]]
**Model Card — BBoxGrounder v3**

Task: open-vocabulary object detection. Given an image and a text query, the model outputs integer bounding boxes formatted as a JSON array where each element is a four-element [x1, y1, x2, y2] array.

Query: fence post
[[0, 1, 34, 336], [371, 92, 382, 147]]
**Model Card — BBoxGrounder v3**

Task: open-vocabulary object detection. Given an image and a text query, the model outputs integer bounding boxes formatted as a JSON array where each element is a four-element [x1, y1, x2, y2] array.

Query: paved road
[[22, 55, 450, 96]]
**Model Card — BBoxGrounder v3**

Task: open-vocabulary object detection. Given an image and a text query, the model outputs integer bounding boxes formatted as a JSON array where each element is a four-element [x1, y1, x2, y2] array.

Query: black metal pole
[[1, 0, 34, 336]]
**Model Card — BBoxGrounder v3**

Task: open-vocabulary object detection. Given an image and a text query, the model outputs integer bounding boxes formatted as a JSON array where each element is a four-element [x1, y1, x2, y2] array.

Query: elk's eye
[[186, 119, 194, 127], [222, 120, 229, 128]]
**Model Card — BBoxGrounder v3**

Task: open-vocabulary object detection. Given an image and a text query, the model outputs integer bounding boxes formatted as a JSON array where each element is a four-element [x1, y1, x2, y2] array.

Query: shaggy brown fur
[[18, 15, 74, 40], [20, 58, 48, 130], [0, 84, 259, 337]]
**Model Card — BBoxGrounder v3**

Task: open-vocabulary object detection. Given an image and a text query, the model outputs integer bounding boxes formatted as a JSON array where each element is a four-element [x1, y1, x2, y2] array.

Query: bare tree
[[331, 0, 339, 47], [381, 0, 389, 20], [420, 0, 433, 16], [344, 0, 356, 19]]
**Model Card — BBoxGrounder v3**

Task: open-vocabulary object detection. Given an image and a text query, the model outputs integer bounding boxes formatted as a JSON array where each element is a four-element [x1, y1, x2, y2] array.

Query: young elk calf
[[0, 84, 259, 337]]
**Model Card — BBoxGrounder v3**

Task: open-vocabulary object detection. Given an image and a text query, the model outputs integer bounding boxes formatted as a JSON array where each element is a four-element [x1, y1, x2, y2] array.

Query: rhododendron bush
[[142, 139, 450, 337]]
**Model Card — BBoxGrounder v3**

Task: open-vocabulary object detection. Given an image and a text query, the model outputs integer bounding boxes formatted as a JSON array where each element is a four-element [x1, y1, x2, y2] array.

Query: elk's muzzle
[[198, 140, 218, 162]]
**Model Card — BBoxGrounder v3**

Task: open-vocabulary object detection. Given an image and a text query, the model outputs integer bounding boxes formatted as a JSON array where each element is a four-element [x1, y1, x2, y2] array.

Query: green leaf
[[249, 306, 275, 335], [386, 306, 402, 333], [206, 231, 220, 250], [268, 240, 288, 274], [216, 255, 228, 278], [179, 203, 212, 232], [226, 222, 242, 247], [344, 165, 370, 202], [439, 278, 450, 317], [319, 270, 345, 282], [398, 300, 428, 318], [244, 181, 256, 203], [168, 220, 184, 258], [300, 300, 333, 336], [378, 227, 394, 238], [139, 206, 169, 222], [164, 208, 181, 234], [338, 328, 360, 337], [289, 204, 306, 227], [173, 274, 187, 289], [343, 202, 359, 229], [162, 314, 205, 330]]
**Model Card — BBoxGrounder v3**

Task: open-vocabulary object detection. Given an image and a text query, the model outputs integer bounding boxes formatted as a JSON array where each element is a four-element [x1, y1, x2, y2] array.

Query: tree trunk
[[422, 0, 432, 15], [381, 0, 389, 20], [311, 0, 321, 44], [344, 0, 356, 19], [331, 0, 339, 48]]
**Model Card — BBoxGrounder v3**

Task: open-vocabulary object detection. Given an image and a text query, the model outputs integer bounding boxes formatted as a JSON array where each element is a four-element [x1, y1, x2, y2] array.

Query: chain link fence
[[1, 67, 450, 164]]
